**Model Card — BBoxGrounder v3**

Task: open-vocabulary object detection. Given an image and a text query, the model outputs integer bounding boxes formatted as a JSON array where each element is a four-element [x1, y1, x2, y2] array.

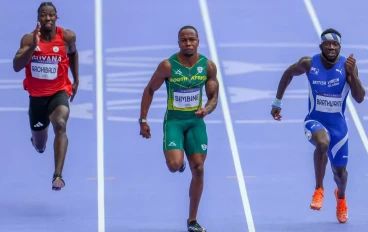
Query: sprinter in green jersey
[[139, 25, 219, 232]]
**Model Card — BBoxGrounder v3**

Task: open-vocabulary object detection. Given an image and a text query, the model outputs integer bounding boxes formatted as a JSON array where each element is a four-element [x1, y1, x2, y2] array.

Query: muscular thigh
[[327, 123, 349, 167], [304, 119, 330, 146], [184, 119, 208, 157], [163, 119, 185, 152], [48, 91, 70, 116], [29, 95, 50, 131], [304, 118, 349, 166]]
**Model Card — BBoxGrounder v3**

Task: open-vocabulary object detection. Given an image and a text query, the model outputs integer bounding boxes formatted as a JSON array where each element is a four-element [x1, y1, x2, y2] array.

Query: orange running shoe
[[334, 189, 348, 223], [310, 188, 324, 210]]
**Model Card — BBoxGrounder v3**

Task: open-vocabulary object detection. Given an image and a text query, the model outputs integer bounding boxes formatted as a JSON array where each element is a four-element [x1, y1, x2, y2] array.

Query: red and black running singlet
[[23, 26, 72, 97]]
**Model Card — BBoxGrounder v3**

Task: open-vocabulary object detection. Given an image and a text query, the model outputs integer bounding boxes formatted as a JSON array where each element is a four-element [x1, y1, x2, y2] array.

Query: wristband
[[271, 98, 282, 109]]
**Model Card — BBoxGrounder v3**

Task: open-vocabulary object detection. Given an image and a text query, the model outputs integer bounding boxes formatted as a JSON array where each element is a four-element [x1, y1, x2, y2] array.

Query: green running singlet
[[163, 53, 209, 156]]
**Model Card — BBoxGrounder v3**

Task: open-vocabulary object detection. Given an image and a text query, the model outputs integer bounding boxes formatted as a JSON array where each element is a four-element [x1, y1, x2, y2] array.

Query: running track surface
[[1, 0, 368, 231]]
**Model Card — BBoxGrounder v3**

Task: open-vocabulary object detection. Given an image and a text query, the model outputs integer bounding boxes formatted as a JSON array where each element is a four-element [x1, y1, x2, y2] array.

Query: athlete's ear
[[319, 44, 322, 51]]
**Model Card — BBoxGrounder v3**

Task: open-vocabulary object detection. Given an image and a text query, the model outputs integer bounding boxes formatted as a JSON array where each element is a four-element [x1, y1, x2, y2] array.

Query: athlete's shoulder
[[63, 28, 76, 36], [298, 56, 312, 66], [23, 32, 33, 38], [61, 28, 76, 43], [206, 58, 217, 70], [205, 59, 217, 79], [158, 59, 172, 70], [287, 56, 311, 74], [154, 59, 171, 78], [20, 33, 33, 45]]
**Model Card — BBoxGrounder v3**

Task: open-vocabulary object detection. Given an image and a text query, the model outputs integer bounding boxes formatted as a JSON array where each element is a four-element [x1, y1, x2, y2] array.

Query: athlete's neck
[[40, 26, 57, 42], [177, 52, 199, 68], [320, 53, 339, 69]]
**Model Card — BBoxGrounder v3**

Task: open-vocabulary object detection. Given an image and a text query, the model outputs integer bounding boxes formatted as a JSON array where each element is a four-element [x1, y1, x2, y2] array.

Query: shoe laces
[[337, 199, 347, 214], [188, 220, 204, 230], [312, 189, 324, 201]]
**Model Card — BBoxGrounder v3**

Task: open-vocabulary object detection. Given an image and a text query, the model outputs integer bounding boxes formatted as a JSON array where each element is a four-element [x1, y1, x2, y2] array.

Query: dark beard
[[183, 53, 194, 57], [41, 25, 53, 33]]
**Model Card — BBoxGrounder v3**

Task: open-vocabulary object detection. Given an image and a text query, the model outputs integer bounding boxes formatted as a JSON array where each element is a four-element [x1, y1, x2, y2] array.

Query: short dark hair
[[321, 28, 341, 38], [178, 25, 198, 39], [37, 2, 57, 14]]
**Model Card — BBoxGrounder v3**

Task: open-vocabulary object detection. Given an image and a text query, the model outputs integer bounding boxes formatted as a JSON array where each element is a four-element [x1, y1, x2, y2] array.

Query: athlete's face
[[178, 29, 199, 57], [38, 5, 57, 32], [320, 40, 341, 61]]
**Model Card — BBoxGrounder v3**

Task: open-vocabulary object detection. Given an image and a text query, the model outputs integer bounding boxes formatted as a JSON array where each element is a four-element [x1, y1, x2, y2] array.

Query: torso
[[306, 54, 350, 125], [23, 26, 72, 97], [165, 53, 208, 120]]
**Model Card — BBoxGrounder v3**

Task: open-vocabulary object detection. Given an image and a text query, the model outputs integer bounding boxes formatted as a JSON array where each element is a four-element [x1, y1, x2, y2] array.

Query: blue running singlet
[[304, 54, 350, 167]]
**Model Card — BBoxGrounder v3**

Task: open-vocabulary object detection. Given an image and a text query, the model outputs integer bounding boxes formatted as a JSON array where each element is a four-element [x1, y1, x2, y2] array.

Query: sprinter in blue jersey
[[270, 28, 365, 223]]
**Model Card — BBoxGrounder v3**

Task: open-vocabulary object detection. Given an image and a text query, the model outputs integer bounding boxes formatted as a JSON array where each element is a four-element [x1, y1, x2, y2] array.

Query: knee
[[332, 166, 348, 178], [33, 140, 46, 152], [190, 163, 204, 178], [31, 132, 47, 152], [53, 119, 66, 134], [166, 159, 183, 172], [316, 140, 329, 154]]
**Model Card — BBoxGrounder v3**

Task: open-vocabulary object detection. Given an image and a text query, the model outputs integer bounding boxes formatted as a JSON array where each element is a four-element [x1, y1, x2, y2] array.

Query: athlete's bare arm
[[344, 54, 365, 103], [347, 65, 365, 103], [271, 56, 310, 120], [64, 29, 79, 84], [140, 60, 171, 119], [275, 56, 311, 99], [204, 60, 219, 114], [13, 34, 35, 72]]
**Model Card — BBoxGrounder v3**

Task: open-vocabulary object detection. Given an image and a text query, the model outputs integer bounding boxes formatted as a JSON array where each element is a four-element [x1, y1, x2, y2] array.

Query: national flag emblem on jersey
[[310, 67, 319, 75]]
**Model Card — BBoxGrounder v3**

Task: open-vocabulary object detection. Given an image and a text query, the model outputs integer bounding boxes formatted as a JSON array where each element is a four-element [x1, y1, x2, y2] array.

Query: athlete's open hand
[[271, 108, 282, 121], [195, 108, 208, 118], [345, 54, 356, 76], [32, 22, 41, 48], [140, 123, 151, 139]]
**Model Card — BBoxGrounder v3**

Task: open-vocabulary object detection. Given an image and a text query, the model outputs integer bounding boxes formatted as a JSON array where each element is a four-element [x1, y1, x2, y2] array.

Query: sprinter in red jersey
[[12, 2, 79, 191]]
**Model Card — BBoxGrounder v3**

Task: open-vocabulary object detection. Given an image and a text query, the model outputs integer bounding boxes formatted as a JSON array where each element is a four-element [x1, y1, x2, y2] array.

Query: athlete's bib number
[[31, 61, 58, 80], [315, 94, 343, 113], [173, 88, 200, 110]]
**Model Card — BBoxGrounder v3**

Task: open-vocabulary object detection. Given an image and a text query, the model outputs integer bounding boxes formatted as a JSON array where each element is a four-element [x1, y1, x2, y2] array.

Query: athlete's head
[[319, 28, 341, 62], [178, 25, 199, 57], [37, 2, 58, 33]]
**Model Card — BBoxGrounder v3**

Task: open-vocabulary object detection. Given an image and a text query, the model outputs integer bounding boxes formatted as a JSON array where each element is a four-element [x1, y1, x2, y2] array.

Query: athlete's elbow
[[353, 91, 365, 103], [12, 63, 22, 72], [143, 86, 154, 97], [12, 58, 23, 72], [355, 97, 364, 104], [281, 71, 293, 83]]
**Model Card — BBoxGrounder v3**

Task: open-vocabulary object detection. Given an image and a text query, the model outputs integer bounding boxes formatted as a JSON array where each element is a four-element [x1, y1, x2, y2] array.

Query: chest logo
[[310, 67, 319, 75], [197, 66, 203, 73]]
